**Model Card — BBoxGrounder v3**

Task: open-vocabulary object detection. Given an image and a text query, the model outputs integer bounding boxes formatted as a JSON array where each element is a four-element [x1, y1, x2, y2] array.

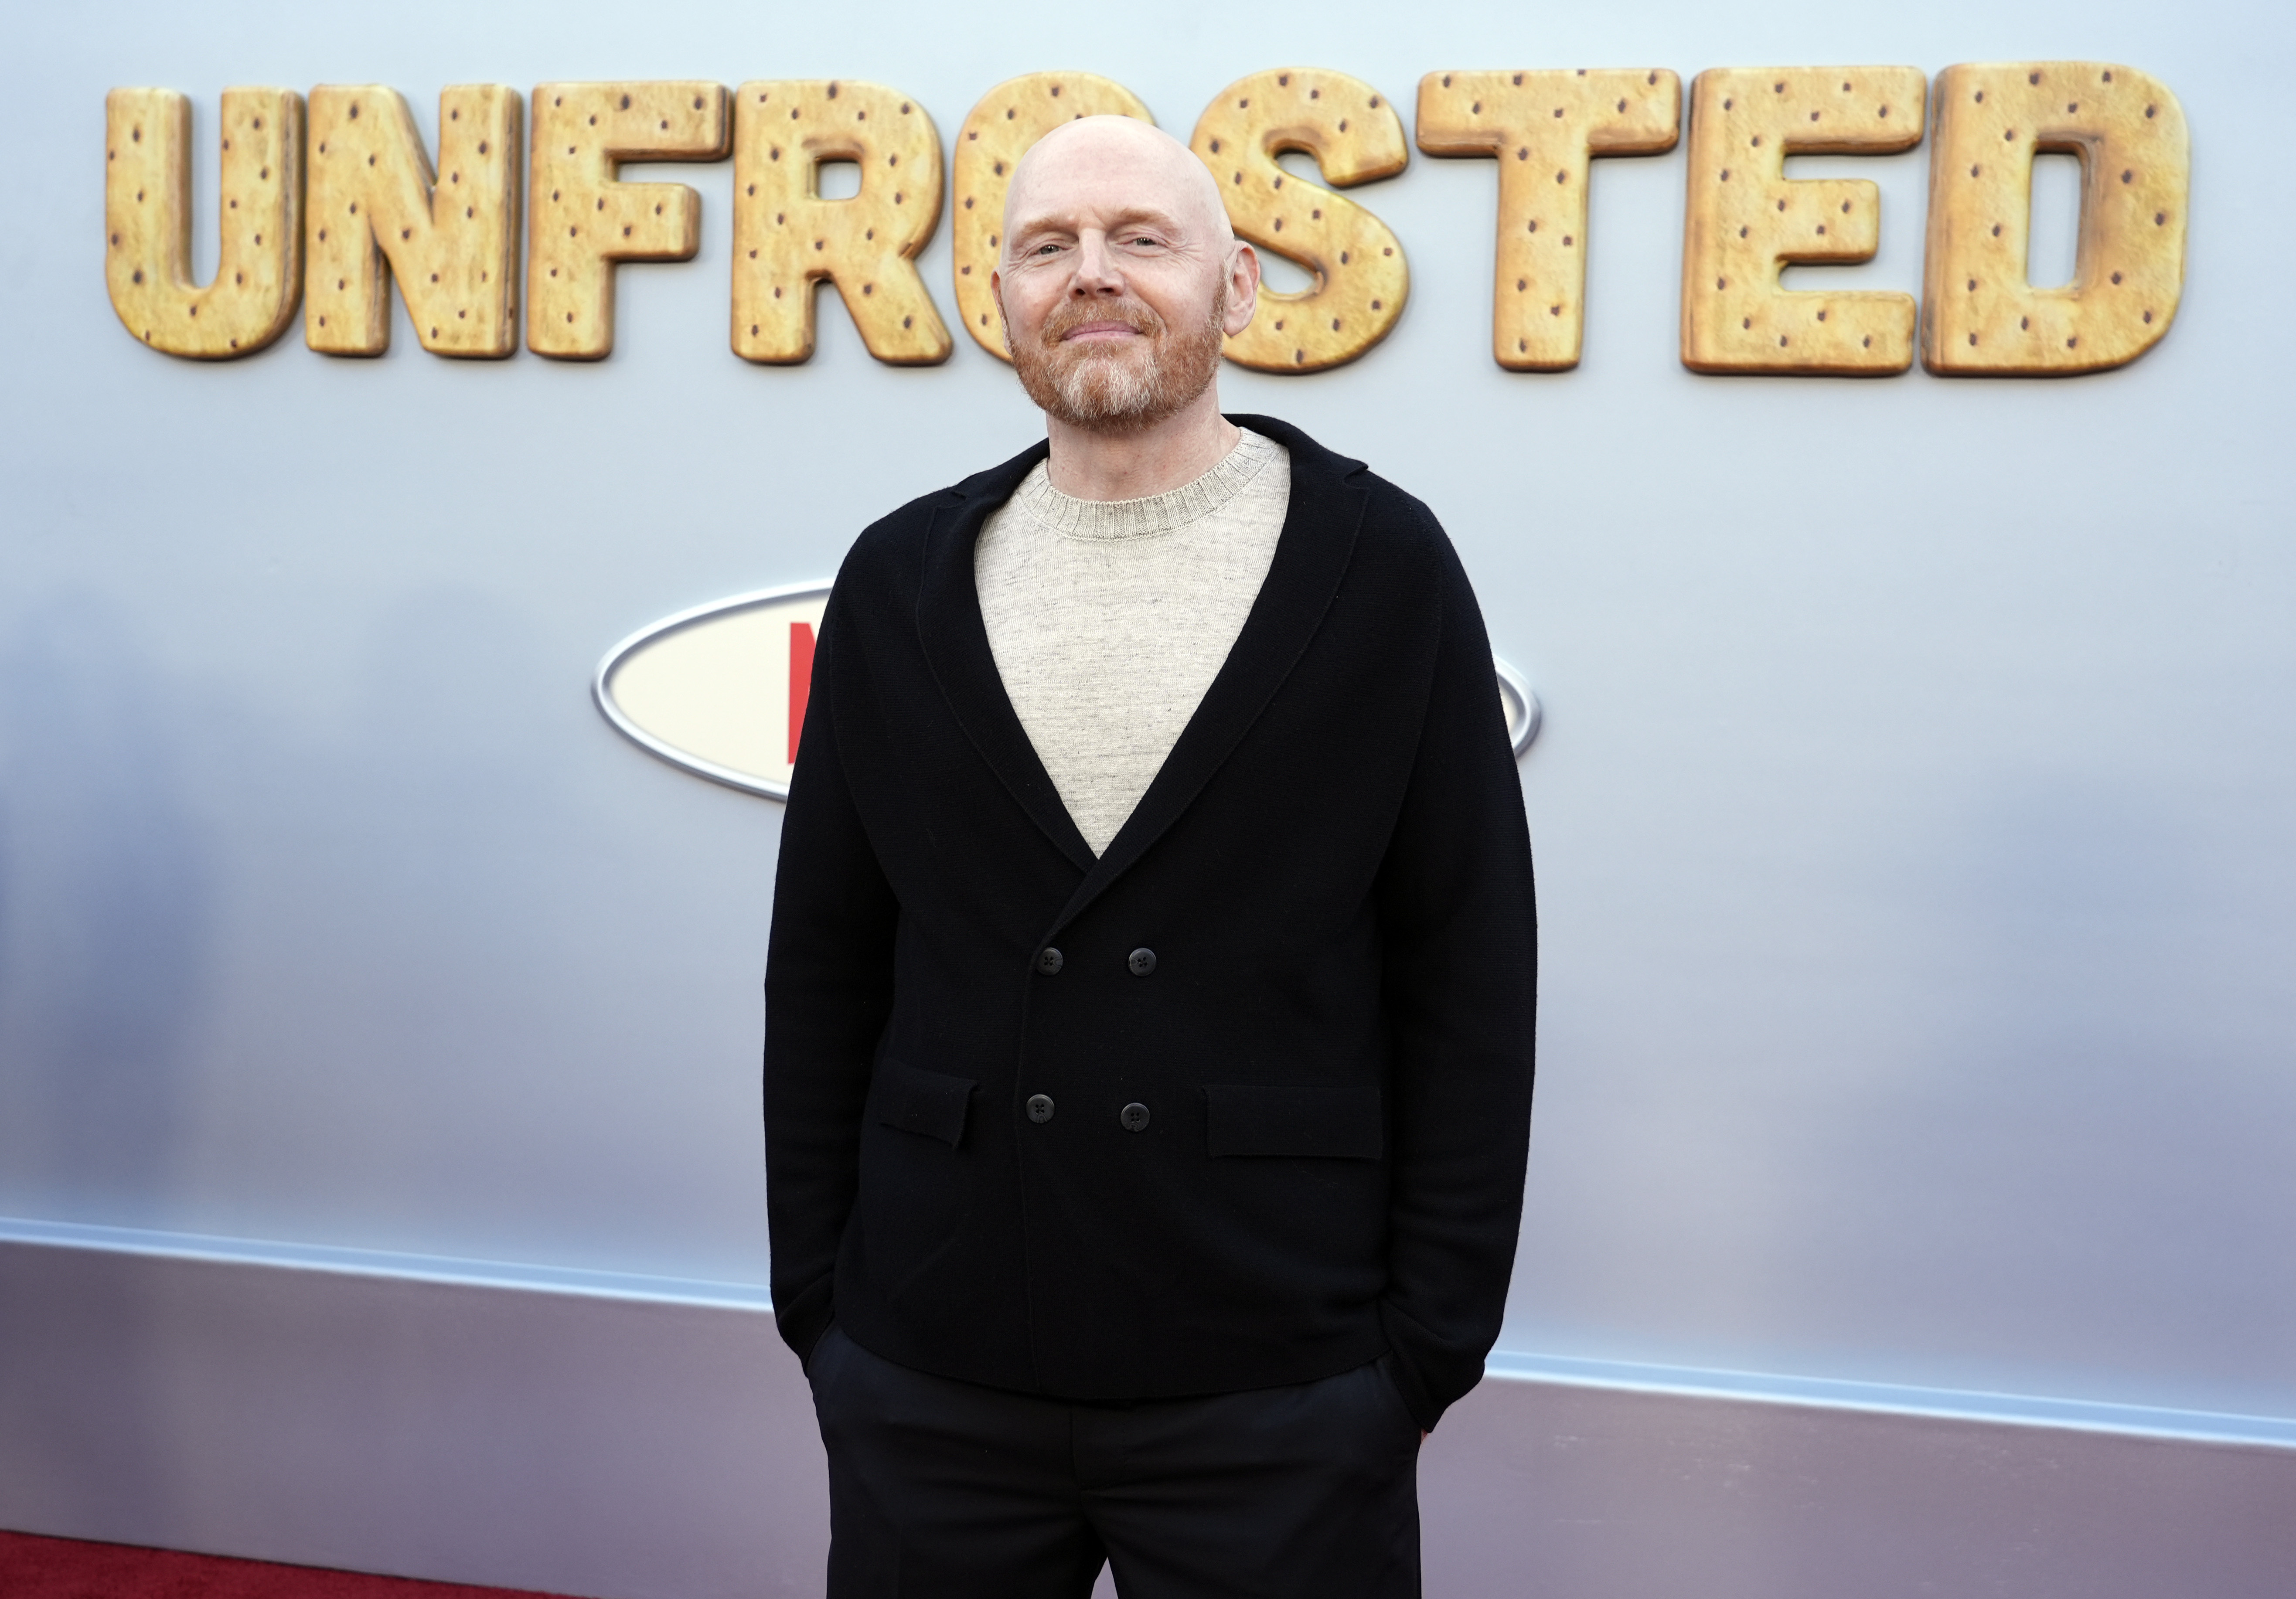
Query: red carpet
[[0, 1531, 578, 1599]]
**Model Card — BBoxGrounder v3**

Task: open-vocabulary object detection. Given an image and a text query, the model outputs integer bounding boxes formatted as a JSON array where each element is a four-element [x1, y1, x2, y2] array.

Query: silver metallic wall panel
[[3, 0, 2292, 1585]]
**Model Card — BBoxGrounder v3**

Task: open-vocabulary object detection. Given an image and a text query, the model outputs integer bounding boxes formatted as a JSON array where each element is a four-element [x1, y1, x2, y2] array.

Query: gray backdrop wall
[[3, 1, 2292, 1595]]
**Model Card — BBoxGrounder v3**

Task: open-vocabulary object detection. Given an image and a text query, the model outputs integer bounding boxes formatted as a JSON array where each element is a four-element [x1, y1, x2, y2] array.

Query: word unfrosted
[[105, 63, 2188, 377]]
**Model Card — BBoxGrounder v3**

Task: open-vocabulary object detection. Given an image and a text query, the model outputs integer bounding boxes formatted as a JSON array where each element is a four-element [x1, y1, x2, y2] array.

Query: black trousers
[[807, 1325, 1423, 1599]]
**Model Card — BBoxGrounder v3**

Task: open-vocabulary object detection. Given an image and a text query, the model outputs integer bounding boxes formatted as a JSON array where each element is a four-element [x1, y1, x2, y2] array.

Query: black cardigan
[[763, 414, 1536, 1431]]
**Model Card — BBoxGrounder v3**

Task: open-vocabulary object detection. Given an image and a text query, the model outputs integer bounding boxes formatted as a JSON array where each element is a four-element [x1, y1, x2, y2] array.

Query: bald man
[[765, 116, 1536, 1599]]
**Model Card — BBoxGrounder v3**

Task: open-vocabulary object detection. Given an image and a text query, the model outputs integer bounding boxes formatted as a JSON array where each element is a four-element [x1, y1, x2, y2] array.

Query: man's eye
[[1035, 242, 1062, 255]]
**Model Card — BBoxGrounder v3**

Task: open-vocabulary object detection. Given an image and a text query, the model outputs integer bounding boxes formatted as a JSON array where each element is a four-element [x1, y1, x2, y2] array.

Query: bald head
[[991, 113, 1259, 443], [1002, 116, 1233, 264]]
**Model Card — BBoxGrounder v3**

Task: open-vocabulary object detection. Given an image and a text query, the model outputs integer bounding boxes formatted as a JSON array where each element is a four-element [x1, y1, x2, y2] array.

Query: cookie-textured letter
[[305, 86, 521, 357], [732, 81, 950, 365], [1921, 64, 2188, 376], [106, 87, 303, 358], [1417, 70, 1679, 370], [528, 84, 729, 360], [1680, 67, 1926, 374], [953, 72, 1154, 361], [1191, 70, 1409, 373]]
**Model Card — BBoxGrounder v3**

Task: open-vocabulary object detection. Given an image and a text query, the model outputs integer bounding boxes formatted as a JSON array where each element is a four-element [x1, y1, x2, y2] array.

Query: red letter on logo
[[788, 621, 816, 765]]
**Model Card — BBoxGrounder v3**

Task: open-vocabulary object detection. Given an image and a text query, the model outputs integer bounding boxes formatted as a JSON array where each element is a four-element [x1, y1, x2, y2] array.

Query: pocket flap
[[873, 1060, 976, 1148], [1205, 1083, 1383, 1160]]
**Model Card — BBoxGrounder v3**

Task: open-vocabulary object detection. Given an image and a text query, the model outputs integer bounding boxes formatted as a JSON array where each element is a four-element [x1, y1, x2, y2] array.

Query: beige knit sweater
[[974, 428, 1292, 855]]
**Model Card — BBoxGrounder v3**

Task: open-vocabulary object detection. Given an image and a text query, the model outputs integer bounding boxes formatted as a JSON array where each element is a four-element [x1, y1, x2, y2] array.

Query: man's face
[[994, 121, 1259, 434]]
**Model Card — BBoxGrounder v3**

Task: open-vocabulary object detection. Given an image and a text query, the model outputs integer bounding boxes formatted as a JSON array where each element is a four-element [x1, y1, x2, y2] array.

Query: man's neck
[[1043, 388, 1241, 502]]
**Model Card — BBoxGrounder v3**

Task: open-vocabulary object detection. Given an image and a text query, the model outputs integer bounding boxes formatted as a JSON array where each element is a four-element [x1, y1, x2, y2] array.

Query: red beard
[[1010, 287, 1227, 434]]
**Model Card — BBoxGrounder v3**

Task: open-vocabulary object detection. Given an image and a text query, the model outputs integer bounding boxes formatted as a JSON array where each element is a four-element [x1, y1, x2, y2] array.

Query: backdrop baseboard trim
[[6, 1218, 2294, 1599], [1483, 1351, 2296, 1450], [7, 1214, 2287, 1452], [0, 1215, 779, 1312]]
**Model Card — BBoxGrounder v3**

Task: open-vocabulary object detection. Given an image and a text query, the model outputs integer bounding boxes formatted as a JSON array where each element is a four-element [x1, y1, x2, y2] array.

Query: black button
[[1036, 947, 1064, 976], [1026, 1094, 1055, 1123], [1127, 948, 1157, 977], [1120, 1102, 1151, 1133]]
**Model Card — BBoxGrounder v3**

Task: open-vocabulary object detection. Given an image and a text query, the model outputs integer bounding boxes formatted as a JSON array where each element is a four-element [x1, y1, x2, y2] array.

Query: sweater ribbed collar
[[1008, 428, 1277, 541]]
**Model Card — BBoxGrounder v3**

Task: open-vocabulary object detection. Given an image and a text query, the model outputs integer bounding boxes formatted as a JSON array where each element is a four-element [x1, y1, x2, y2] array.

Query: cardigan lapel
[[1047, 414, 1369, 933], [914, 439, 1100, 875]]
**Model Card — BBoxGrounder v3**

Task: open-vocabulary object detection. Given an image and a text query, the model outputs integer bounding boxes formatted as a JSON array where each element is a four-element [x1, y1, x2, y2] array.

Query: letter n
[[305, 85, 522, 356]]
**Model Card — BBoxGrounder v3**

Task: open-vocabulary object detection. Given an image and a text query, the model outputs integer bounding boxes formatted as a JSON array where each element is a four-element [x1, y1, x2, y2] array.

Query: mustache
[[1037, 296, 1165, 347]]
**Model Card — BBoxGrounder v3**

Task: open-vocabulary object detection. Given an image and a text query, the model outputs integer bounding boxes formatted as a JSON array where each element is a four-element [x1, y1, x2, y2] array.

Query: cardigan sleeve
[[1372, 522, 1539, 1431], [763, 590, 899, 1368]]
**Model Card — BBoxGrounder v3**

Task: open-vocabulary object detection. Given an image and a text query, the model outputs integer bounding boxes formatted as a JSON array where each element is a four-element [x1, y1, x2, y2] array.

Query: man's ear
[[1222, 242, 1261, 337]]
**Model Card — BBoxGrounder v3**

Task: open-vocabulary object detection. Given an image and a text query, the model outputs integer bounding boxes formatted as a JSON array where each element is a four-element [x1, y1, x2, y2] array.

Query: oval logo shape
[[595, 583, 1540, 800], [1495, 659, 1542, 757], [594, 582, 831, 800]]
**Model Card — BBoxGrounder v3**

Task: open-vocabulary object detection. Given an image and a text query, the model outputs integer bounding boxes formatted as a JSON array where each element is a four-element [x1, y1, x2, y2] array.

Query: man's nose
[[1070, 231, 1124, 294]]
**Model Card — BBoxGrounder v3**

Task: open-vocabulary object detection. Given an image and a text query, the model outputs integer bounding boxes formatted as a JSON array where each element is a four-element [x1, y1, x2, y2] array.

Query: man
[[765, 115, 1536, 1598]]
